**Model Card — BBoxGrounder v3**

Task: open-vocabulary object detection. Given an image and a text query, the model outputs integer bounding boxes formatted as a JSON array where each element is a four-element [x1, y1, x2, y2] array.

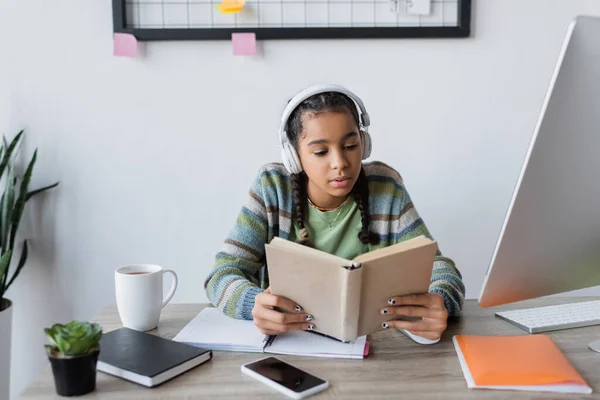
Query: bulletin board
[[112, 0, 471, 40]]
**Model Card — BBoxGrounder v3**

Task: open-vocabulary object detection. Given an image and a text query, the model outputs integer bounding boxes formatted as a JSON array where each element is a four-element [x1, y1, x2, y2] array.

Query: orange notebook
[[453, 334, 592, 394]]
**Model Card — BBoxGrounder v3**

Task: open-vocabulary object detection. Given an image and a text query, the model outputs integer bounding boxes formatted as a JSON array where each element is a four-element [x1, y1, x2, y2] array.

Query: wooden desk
[[22, 298, 600, 399]]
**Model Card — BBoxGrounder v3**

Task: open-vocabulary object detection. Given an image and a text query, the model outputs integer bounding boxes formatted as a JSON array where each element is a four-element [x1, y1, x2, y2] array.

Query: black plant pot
[[48, 348, 99, 397]]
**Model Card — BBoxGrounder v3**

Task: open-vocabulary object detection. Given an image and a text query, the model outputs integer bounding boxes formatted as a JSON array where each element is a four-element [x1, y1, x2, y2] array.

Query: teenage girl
[[204, 84, 465, 340]]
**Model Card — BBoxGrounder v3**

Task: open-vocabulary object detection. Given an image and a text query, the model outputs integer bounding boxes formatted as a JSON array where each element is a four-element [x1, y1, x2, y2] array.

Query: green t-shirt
[[288, 197, 367, 260]]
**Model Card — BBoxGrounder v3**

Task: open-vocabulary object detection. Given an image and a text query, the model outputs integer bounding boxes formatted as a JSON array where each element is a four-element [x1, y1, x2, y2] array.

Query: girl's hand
[[380, 293, 448, 340], [252, 288, 315, 335]]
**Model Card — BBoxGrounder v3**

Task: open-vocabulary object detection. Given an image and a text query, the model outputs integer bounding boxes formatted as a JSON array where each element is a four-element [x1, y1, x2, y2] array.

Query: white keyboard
[[495, 300, 600, 333]]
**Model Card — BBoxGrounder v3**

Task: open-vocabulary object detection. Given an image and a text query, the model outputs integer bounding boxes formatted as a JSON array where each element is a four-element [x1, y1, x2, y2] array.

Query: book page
[[172, 307, 265, 352], [267, 332, 367, 359], [267, 236, 355, 266], [353, 235, 433, 264]]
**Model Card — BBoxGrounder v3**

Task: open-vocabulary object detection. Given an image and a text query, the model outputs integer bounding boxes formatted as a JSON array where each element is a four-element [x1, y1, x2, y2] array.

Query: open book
[[172, 307, 368, 359], [265, 235, 438, 343], [453, 334, 592, 394]]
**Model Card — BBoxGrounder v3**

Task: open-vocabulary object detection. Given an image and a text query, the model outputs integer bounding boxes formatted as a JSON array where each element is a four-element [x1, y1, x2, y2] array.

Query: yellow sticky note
[[218, 0, 245, 14]]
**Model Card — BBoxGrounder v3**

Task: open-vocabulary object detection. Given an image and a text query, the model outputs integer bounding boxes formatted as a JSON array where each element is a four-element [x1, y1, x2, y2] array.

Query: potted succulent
[[44, 321, 103, 397], [0, 130, 59, 399]]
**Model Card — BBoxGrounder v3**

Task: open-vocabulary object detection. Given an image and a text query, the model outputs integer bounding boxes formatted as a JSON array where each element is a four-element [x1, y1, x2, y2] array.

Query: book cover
[[265, 235, 438, 342], [453, 334, 592, 394], [97, 327, 212, 387]]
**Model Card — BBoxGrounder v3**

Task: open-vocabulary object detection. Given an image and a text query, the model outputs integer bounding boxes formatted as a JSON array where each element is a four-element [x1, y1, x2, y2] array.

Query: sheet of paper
[[113, 33, 138, 57], [231, 32, 256, 56], [268, 332, 368, 359], [172, 307, 265, 351], [407, 0, 431, 15]]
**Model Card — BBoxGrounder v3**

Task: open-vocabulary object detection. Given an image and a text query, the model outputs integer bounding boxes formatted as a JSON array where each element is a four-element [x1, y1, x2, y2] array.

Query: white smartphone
[[241, 356, 329, 399]]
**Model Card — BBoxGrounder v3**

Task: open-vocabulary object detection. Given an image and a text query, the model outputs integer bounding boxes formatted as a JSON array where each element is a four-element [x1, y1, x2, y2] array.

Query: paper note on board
[[407, 0, 431, 15], [232, 32, 256, 56], [218, 0, 245, 14], [113, 33, 138, 57]]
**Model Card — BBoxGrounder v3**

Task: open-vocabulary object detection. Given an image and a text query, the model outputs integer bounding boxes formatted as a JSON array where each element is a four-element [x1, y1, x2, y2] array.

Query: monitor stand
[[589, 339, 600, 353]]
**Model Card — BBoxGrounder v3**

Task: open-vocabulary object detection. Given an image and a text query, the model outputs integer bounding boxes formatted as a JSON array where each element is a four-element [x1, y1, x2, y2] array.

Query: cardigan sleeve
[[394, 182, 466, 316], [203, 170, 269, 320]]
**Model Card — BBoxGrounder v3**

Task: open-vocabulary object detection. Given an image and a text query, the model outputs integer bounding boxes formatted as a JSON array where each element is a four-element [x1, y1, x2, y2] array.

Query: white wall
[[2, 0, 600, 398]]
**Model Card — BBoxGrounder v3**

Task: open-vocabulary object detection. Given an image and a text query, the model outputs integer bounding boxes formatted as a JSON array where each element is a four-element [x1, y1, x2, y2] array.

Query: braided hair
[[286, 92, 380, 246]]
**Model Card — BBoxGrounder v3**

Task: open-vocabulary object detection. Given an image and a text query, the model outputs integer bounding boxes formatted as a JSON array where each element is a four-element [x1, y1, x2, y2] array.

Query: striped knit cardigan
[[204, 161, 465, 320]]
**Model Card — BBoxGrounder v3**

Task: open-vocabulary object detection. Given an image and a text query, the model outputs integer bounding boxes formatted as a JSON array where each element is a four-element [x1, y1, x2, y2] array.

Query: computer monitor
[[478, 16, 600, 309]]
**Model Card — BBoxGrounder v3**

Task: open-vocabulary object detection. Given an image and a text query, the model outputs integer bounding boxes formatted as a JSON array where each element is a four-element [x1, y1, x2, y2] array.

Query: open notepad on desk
[[172, 307, 369, 359], [453, 334, 592, 394]]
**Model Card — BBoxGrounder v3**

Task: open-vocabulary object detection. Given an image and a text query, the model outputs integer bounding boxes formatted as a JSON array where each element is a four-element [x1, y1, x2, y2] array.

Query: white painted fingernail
[[307, 324, 314, 331], [382, 322, 389, 329], [305, 314, 313, 321], [295, 305, 302, 312], [381, 308, 388, 314], [388, 298, 396, 305]]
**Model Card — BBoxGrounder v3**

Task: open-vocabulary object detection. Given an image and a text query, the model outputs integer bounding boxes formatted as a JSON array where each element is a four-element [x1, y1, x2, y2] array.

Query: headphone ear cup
[[361, 130, 372, 160], [281, 142, 303, 174]]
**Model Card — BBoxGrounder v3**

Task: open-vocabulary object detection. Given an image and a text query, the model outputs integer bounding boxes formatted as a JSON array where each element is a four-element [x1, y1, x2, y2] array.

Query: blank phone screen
[[244, 357, 327, 393]]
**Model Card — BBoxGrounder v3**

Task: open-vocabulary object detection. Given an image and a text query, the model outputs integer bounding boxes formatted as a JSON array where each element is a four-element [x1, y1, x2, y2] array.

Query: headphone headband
[[278, 84, 371, 147], [278, 84, 372, 174]]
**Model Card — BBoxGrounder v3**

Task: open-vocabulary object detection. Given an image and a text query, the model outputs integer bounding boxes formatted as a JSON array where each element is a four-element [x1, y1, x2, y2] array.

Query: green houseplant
[[0, 130, 59, 400], [0, 129, 59, 301], [45, 321, 103, 397]]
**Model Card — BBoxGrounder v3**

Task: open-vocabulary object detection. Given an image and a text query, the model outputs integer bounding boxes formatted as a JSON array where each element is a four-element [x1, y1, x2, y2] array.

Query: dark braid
[[290, 172, 310, 245], [285, 91, 378, 246], [353, 168, 380, 245]]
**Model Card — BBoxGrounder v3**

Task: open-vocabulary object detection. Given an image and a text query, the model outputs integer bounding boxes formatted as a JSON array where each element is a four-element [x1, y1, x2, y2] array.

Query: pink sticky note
[[232, 32, 256, 56], [113, 33, 138, 57]]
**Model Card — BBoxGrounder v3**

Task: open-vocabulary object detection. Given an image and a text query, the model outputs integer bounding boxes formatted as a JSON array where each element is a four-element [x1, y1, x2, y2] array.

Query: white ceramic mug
[[115, 264, 178, 331]]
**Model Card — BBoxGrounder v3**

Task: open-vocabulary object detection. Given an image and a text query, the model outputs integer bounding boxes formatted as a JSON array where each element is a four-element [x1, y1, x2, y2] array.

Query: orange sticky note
[[113, 33, 138, 57], [218, 0, 245, 13], [232, 32, 256, 56]]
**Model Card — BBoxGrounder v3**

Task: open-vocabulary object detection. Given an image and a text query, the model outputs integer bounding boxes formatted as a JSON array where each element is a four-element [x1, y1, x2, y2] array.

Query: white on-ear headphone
[[278, 84, 372, 174]]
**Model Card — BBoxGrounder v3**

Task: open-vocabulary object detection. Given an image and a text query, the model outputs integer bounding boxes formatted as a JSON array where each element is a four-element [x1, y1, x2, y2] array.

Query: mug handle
[[161, 269, 178, 308]]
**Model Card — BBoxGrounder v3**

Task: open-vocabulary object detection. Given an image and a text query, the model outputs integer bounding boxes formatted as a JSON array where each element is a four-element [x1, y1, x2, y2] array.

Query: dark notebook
[[97, 327, 212, 387]]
